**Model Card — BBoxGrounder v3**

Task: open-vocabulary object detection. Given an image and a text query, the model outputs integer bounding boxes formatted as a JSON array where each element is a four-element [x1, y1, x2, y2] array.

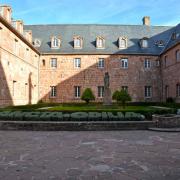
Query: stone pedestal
[[103, 88, 112, 106]]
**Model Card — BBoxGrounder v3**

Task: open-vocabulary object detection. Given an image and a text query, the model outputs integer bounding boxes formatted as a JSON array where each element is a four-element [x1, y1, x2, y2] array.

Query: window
[[74, 36, 83, 49], [14, 39, 19, 56], [176, 84, 180, 97], [42, 59, 45, 66], [74, 86, 81, 98], [12, 80, 17, 96], [25, 48, 30, 61], [122, 86, 128, 92], [157, 40, 165, 47], [96, 36, 105, 49], [165, 85, 169, 99], [51, 37, 60, 48], [164, 56, 167, 67], [119, 37, 127, 49], [51, 58, 57, 68], [98, 58, 104, 68], [144, 59, 151, 68], [145, 86, 152, 98], [141, 38, 148, 48], [50, 86, 57, 97], [74, 58, 81, 68], [34, 39, 41, 47], [156, 60, 160, 67], [98, 86, 104, 98], [176, 50, 180, 61], [121, 58, 128, 69]]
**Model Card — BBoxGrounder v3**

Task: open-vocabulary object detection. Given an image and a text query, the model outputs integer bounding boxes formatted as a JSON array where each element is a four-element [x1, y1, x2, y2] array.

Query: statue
[[103, 72, 112, 105], [104, 72, 110, 88]]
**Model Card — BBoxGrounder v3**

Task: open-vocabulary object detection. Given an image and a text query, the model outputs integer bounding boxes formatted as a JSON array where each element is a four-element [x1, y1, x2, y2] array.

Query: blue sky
[[1, 0, 180, 26]]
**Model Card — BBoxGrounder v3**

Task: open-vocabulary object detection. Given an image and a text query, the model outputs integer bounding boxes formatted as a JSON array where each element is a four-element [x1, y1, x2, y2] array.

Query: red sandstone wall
[[0, 22, 39, 106], [161, 44, 180, 102], [39, 54, 161, 103]]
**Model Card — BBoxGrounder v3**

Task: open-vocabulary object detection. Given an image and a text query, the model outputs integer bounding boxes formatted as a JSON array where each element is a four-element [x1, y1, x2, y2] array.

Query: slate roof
[[163, 24, 180, 53], [24, 24, 179, 55]]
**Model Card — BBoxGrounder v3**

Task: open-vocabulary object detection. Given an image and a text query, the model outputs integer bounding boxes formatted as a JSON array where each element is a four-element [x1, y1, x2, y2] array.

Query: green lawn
[[0, 102, 173, 112], [47, 104, 155, 112], [0, 103, 176, 120]]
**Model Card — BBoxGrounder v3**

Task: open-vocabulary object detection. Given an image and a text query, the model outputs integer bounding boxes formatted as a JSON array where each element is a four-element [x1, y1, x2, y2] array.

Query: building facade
[[0, 5, 179, 106]]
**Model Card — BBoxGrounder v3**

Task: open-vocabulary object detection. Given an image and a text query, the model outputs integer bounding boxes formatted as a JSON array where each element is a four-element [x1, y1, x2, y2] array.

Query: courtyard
[[0, 130, 180, 180]]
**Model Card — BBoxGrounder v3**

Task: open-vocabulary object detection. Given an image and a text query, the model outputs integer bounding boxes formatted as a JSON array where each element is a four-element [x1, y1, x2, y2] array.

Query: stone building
[[0, 5, 179, 106]]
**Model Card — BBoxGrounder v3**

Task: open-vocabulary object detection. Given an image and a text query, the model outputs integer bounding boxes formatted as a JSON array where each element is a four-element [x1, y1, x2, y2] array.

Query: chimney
[[24, 30, 32, 43], [12, 20, 24, 34], [142, 16, 150, 26], [0, 5, 12, 23]]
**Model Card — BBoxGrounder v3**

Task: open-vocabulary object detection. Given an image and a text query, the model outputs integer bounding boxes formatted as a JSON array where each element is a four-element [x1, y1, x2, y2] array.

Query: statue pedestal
[[103, 88, 112, 106]]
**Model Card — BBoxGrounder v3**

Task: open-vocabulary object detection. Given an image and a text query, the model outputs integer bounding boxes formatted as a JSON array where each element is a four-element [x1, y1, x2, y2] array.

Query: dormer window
[[96, 36, 105, 49], [74, 36, 83, 49], [119, 37, 127, 49], [156, 40, 165, 47], [140, 38, 148, 48], [34, 39, 41, 47], [51, 36, 61, 49]]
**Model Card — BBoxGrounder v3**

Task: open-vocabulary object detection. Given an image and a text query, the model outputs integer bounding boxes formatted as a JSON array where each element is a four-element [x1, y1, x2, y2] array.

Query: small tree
[[112, 89, 131, 108], [81, 88, 95, 104]]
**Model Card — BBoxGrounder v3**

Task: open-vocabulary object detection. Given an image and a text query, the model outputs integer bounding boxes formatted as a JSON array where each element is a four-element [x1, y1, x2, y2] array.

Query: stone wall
[[161, 44, 180, 102], [0, 21, 39, 106], [39, 54, 161, 103]]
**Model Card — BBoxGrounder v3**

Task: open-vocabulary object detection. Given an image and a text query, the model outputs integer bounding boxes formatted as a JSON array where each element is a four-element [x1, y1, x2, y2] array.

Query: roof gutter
[[0, 15, 40, 55]]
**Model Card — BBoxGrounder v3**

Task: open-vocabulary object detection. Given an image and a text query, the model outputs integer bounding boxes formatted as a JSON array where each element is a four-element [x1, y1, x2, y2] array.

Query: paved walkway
[[0, 130, 180, 180]]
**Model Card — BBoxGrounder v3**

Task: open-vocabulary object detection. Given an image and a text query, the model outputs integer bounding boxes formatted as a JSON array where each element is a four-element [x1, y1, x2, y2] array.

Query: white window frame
[[156, 60, 160, 67], [121, 58, 128, 69], [98, 58, 105, 68], [144, 59, 151, 69], [119, 37, 127, 49], [74, 86, 81, 98], [176, 84, 180, 97], [98, 86, 104, 98], [141, 39, 148, 48], [122, 86, 128, 92], [51, 58, 57, 68], [96, 37, 105, 49], [176, 50, 180, 62], [50, 86, 57, 97], [74, 37, 82, 49], [74, 58, 81, 68], [51, 37, 60, 49], [145, 86, 152, 98]]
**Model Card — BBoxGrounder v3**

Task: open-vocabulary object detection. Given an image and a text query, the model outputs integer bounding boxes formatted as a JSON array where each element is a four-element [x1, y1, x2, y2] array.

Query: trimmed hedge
[[0, 111, 146, 121]]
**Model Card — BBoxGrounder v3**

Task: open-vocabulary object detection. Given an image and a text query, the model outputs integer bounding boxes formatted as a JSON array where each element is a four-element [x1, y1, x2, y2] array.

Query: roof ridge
[[24, 24, 173, 28]]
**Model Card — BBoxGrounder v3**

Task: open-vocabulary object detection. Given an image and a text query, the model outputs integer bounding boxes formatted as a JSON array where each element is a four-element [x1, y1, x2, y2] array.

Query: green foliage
[[112, 89, 132, 108], [81, 88, 95, 104]]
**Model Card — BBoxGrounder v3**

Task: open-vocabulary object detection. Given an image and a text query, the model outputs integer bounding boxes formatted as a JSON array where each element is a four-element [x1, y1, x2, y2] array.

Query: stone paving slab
[[0, 130, 180, 180]]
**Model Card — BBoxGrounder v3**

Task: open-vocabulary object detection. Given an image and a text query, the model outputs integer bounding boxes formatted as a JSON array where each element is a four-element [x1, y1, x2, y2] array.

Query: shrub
[[71, 112, 88, 121], [112, 90, 132, 108], [81, 88, 95, 104]]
